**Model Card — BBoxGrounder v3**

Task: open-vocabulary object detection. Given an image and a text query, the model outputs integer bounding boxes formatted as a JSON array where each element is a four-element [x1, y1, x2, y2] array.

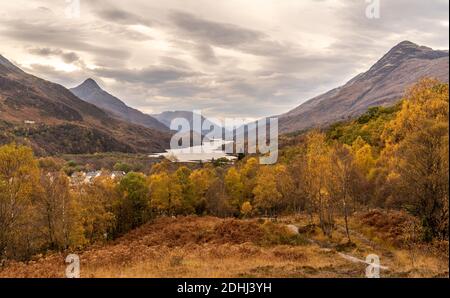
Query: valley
[[0, 40, 448, 279]]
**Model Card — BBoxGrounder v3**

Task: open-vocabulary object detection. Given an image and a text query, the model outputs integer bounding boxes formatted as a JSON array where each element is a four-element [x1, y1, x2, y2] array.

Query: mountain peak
[[70, 78, 169, 132], [395, 40, 419, 48], [79, 78, 102, 90], [361, 41, 444, 80], [278, 41, 448, 134], [391, 40, 435, 53]]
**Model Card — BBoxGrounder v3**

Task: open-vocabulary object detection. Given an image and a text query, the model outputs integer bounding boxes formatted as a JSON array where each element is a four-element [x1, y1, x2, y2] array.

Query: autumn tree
[[240, 157, 259, 201], [75, 176, 117, 242], [304, 132, 335, 238], [0, 144, 41, 259], [116, 172, 151, 234], [37, 171, 74, 249], [205, 175, 235, 217], [253, 166, 281, 216], [352, 137, 376, 177], [240, 201, 253, 217], [189, 167, 217, 214], [380, 79, 449, 240], [273, 164, 294, 210], [113, 162, 133, 173], [350, 137, 377, 208], [38, 157, 65, 172], [329, 143, 356, 242], [149, 171, 183, 215], [149, 160, 170, 175], [289, 144, 313, 215], [174, 166, 195, 214], [224, 167, 244, 211]]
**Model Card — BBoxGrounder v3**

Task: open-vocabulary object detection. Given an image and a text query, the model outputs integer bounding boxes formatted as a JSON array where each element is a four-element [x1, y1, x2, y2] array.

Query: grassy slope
[[1, 213, 447, 278]]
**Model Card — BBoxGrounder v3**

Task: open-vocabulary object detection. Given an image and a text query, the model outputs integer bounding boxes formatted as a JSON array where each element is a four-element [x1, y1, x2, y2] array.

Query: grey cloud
[[28, 47, 80, 63], [1, 0, 447, 119], [24, 63, 89, 87], [169, 11, 286, 57], [28, 47, 59, 56], [156, 81, 209, 98], [1, 19, 131, 60], [158, 56, 191, 69], [95, 8, 153, 27], [93, 65, 200, 85], [168, 39, 220, 65], [94, 23, 153, 41], [61, 52, 80, 63], [193, 44, 219, 65], [170, 11, 265, 47]]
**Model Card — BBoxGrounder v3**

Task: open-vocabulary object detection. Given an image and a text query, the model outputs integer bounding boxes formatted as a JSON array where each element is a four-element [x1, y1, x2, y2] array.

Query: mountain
[[70, 79, 168, 132], [277, 41, 449, 134], [152, 110, 225, 134], [0, 55, 24, 74], [0, 54, 170, 155]]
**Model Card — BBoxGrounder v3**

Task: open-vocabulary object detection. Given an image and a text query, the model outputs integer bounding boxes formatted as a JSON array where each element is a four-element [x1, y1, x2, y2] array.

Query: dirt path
[[297, 223, 392, 273]]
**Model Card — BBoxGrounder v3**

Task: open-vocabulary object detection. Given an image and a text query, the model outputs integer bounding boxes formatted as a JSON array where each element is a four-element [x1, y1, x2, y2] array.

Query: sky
[[0, 0, 448, 121]]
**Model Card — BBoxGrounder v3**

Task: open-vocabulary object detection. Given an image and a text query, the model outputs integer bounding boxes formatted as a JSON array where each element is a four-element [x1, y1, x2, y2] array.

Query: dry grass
[[0, 214, 448, 278]]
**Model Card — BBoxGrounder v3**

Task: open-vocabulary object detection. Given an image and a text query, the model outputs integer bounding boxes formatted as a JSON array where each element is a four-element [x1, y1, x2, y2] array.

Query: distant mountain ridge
[[2, 40, 447, 155], [277, 41, 449, 133], [152, 111, 224, 133], [0, 54, 170, 155], [71, 79, 168, 132]]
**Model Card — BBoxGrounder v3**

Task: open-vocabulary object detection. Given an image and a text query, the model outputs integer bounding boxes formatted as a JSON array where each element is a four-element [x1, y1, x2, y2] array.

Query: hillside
[[70, 79, 168, 132], [1, 214, 447, 278], [0, 55, 170, 155], [277, 41, 449, 133]]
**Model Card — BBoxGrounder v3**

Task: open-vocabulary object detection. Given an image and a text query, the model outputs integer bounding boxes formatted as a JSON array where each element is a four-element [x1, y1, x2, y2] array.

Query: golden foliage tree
[[38, 171, 74, 249], [174, 166, 195, 214], [253, 166, 282, 216], [75, 176, 117, 243], [240, 157, 259, 200], [149, 172, 183, 215], [189, 167, 217, 212], [329, 143, 356, 242], [224, 167, 244, 211], [304, 132, 335, 237], [240, 201, 253, 217], [0, 144, 41, 259], [380, 79, 449, 240]]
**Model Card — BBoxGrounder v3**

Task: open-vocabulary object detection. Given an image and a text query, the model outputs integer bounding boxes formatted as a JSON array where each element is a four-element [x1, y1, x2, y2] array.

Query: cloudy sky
[[0, 0, 448, 121]]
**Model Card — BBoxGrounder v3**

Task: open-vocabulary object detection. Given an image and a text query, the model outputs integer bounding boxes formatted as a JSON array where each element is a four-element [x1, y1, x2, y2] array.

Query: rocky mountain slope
[[0, 55, 170, 155], [70, 79, 168, 132], [277, 41, 449, 134]]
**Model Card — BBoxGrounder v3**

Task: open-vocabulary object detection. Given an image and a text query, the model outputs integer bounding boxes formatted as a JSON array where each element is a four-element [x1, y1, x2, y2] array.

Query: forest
[[0, 79, 448, 262]]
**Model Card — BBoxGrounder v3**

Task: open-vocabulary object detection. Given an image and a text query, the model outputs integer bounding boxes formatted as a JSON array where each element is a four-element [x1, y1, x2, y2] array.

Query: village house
[[70, 170, 126, 185]]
